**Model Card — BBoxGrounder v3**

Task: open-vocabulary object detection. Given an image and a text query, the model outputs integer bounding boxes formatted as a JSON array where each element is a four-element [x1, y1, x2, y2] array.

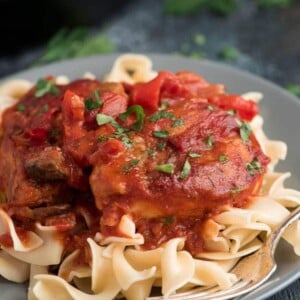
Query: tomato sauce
[[0, 71, 269, 258]]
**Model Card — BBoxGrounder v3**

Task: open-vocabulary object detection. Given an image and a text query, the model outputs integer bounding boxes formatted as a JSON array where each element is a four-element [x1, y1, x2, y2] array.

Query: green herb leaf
[[76, 34, 116, 57], [130, 159, 139, 166], [121, 136, 133, 148], [239, 121, 252, 143], [85, 98, 102, 111], [205, 135, 214, 147], [98, 136, 109, 142], [146, 149, 157, 157], [154, 163, 175, 174], [219, 46, 240, 61], [36, 28, 116, 65], [35, 78, 60, 98], [179, 159, 191, 179], [188, 152, 201, 158], [150, 111, 174, 122], [231, 186, 242, 194], [163, 215, 175, 225], [38, 104, 49, 114], [246, 160, 263, 176], [96, 113, 119, 128], [157, 142, 167, 150], [218, 154, 229, 163], [119, 105, 145, 131], [227, 109, 236, 115], [285, 84, 300, 97], [122, 159, 140, 174], [16, 104, 25, 112], [158, 101, 170, 111], [84, 90, 103, 111], [172, 119, 185, 127], [153, 130, 169, 138]]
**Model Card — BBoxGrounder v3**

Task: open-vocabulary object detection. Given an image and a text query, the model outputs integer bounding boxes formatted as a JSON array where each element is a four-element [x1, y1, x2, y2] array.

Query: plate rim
[[0, 53, 300, 300]]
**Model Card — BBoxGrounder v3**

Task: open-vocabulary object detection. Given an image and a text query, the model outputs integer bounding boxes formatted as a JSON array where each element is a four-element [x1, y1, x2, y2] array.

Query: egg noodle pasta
[[0, 54, 300, 300]]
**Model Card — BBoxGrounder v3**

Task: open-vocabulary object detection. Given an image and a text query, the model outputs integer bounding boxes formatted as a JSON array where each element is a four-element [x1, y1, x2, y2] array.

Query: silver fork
[[148, 205, 300, 300]]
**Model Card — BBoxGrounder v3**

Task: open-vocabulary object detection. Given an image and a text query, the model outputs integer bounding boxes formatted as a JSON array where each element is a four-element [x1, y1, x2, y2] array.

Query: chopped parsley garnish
[[239, 121, 252, 143], [153, 130, 169, 138], [150, 111, 174, 122], [172, 119, 185, 127], [84, 90, 103, 111], [97, 127, 133, 148], [38, 104, 49, 114], [188, 152, 201, 158], [219, 46, 240, 61], [231, 186, 242, 194], [163, 215, 175, 225], [246, 160, 263, 176], [179, 159, 191, 179], [157, 142, 167, 150], [130, 159, 139, 165], [218, 155, 229, 163], [159, 101, 170, 111], [119, 105, 145, 131], [122, 159, 139, 173], [150, 110, 184, 128], [16, 104, 25, 112], [121, 136, 133, 148], [98, 136, 109, 142], [35, 78, 60, 98], [154, 163, 175, 174], [113, 127, 128, 138], [147, 149, 157, 157], [205, 135, 214, 147], [85, 98, 102, 110], [96, 113, 119, 128]]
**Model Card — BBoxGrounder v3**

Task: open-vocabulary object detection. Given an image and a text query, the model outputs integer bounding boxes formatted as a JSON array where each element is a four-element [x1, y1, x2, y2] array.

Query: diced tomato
[[209, 94, 259, 121], [89, 139, 125, 165], [101, 92, 128, 117], [24, 127, 48, 142], [130, 71, 175, 111], [63, 90, 85, 121], [62, 90, 85, 139], [176, 71, 208, 89]]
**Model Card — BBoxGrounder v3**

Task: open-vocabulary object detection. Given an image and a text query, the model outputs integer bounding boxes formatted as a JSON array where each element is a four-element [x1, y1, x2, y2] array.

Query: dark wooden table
[[0, 0, 299, 298]]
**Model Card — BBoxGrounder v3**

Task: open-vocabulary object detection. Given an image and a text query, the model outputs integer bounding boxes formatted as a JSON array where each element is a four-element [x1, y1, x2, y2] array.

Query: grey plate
[[1, 54, 300, 300]]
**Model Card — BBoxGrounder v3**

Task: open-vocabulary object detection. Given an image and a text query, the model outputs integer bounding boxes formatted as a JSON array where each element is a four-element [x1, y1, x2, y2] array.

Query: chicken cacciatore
[[0, 71, 269, 258]]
